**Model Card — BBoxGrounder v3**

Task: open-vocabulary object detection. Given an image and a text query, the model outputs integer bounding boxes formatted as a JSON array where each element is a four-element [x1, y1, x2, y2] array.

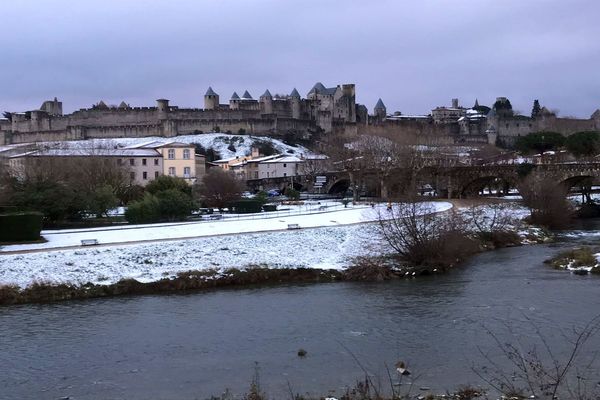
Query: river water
[[1, 232, 600, 399]]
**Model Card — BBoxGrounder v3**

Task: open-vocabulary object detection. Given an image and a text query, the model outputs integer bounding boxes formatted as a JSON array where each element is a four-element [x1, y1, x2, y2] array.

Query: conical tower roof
[[118, 101, 129, 109], [205, 87, 218, 96], [242, 90, 253, 100], [290, 88, 300, 98], [474, 98, 480, 108], [261, 89, 272, 98], [231, 92, 240, 100], [374, 98, 386, 110]]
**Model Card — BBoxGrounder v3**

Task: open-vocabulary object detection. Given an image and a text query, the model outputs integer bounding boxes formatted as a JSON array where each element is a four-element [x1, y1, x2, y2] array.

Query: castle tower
[[260, 89, 273, 114], [156, 99, 170, 119], [290, 88, 301, 119], [341, 84, 356, 122], [230, 92, 240, 110], [374, 98, 387, 122], [204, 87, 219, 110], [452, 98, 459, 108]]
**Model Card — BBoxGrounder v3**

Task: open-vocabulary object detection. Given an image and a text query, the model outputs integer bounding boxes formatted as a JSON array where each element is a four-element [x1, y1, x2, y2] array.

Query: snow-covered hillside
[[38, 133, 313, 159]]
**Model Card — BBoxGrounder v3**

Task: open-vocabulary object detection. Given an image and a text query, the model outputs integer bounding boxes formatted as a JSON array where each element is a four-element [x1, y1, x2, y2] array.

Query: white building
[[258, 156, 304, 179]]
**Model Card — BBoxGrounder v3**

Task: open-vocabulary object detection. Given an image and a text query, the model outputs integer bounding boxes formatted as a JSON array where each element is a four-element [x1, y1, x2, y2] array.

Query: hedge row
[[0, 212, 43, 242]]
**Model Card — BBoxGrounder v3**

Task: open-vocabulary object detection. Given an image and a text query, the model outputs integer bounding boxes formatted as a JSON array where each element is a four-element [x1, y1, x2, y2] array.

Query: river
[[1, 231, 600, 399]]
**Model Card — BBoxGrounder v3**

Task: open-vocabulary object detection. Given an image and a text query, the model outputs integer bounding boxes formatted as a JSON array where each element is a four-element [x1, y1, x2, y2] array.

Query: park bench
[[81, 239, 99, 246], [287, 223, 301, 230]]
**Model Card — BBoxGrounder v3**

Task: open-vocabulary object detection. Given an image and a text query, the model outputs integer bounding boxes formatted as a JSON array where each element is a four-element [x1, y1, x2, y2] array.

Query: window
[[183, 166, 191, 177], [130, 172, 135, 180], [284, 173, 287, 177], [154, 159, 159, 166], [254, 172, 258, 179], [183, 149, 190, 159], [143, 171, 147, 180], [117, 159, 123, 166], [155, 171, 159, 178], [129, 159, 135, 166], [283, 163, 287, 168], [168, 149, 175, 159], [142, 159, 147, 166], [168, 167, 176, 176]]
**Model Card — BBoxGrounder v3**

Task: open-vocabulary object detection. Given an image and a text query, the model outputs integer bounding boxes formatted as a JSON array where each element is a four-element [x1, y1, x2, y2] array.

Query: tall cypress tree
[[531, 99, 541, 118]]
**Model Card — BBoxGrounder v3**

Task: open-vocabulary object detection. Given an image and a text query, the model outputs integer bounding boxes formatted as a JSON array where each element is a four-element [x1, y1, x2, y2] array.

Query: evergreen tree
[[531, 99, 541, 118]]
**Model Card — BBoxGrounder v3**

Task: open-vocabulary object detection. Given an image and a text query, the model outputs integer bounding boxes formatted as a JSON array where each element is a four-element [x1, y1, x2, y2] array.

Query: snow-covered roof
[[241, 90, 253, 100], [10, 148, 161, 158], [246, 154, 282, 163], [303, 154, 329, 160], [386, 115, 430, 120], [127, 141, 193, 149], [261, 156, 304, 164]]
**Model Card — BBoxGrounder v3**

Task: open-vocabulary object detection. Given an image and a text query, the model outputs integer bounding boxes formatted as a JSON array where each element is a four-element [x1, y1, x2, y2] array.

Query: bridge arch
[[328, 179, 351, 195], [459, 175, 518, 197]]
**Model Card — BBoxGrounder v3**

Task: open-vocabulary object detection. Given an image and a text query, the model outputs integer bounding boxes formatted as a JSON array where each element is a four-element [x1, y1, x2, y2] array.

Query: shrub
[[146, 175, 191, 196], [262, 204, 277, 212], [286, 187, 300, 200], [0, 212, 43, 242], [230, 199, 264, 214], [515, 131, 565, 154], [565, 131, 600, 157], [519, 175, 573, 229], [516, 162, 536, 178], [377, 202, 479, 268], [155, 189, 195, 221], [87, 184, 119, 217], [125, 193, 161, 224]]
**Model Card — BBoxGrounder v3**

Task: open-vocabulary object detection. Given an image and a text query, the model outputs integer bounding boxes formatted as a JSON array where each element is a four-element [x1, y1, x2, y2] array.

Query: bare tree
[[377, 201, 478, 268], [194, 168, 244, 209], [519, 175, 573, 229], [474, 314, 600, 399]]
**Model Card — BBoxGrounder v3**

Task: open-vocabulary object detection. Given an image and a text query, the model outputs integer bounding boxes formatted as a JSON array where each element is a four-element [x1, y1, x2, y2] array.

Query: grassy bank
[[0, 267, 343, 306]]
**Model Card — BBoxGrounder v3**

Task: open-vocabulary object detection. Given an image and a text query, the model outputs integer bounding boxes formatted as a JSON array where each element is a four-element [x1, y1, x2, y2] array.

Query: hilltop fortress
[[1, 82, 599, 147], [0, 83, 358, 145]]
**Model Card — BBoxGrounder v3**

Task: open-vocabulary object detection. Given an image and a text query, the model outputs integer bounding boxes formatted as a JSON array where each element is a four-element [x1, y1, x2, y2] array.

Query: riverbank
[[0, 225, 548, 305], [0, 201, 545, 305]]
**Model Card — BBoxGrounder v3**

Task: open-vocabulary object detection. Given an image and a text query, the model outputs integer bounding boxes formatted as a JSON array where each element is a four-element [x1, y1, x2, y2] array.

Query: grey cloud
[[0, 0, 598, 117]]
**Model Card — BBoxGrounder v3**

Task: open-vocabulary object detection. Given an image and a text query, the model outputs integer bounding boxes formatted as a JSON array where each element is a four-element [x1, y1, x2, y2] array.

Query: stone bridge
[[246, 162, 600, 199]]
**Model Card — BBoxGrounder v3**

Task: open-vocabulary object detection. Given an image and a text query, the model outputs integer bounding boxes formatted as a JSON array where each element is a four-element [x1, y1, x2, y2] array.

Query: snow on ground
[[1, 202, 449, 252], [36, 133, 313, 160], [0, 202, 453, 288], [0, 224, 383, 288]]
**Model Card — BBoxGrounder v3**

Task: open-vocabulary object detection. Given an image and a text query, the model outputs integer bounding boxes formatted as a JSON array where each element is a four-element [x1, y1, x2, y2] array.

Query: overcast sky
[[1, 0, 599, 117]]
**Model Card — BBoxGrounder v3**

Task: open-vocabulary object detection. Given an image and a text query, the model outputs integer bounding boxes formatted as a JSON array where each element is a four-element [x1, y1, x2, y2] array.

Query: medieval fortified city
[[1, 2, 600, 400]]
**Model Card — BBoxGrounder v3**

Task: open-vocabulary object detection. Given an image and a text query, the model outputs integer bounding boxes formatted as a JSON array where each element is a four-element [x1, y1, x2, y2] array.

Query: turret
[[290, 88, 301, 119], [156, 99, 170, 119], [230, 92, 240, 110], [204, 87, 219, 110], [452, 98, 459, 108], [260, 89, 273, 114], [374, 98, 387, 121]]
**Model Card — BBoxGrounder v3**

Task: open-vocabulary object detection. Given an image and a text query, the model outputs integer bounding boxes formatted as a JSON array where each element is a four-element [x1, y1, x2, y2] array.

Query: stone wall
[[357, 120, 455, 144]]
